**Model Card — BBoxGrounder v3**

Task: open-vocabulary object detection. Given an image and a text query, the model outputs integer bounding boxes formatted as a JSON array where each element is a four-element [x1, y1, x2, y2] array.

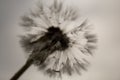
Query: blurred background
[[0, 0, 120, 80]]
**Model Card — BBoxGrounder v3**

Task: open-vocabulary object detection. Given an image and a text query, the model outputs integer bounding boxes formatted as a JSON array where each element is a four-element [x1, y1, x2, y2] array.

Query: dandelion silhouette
[[10, 0, 97, 80]]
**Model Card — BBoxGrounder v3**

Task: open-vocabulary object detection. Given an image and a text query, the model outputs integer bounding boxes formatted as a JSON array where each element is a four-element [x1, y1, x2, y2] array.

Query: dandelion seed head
[[20, 0, 97, 78]]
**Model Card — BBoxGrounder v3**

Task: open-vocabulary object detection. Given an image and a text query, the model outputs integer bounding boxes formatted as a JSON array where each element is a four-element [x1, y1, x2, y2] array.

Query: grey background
[[0, 0, 120, 80]]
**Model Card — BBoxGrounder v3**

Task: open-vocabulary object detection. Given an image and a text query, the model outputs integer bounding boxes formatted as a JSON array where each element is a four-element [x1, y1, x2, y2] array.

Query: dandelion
[[10, 0, 97, 80]]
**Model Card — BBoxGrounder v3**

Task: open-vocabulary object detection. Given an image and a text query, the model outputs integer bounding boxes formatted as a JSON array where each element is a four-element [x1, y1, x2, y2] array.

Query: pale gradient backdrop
[[0, 0, 120, 80]]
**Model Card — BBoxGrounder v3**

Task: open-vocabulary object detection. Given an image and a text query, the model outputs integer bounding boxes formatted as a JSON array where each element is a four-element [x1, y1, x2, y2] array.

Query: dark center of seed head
[[46, 26, 69, 50]]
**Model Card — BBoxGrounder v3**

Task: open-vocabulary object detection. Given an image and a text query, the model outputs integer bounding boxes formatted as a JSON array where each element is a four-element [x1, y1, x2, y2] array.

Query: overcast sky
[[0, 0, 120, 80]]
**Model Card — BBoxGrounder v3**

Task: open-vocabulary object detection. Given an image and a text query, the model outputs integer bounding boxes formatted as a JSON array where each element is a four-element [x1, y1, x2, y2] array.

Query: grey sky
[[0, 0, 120, 80]]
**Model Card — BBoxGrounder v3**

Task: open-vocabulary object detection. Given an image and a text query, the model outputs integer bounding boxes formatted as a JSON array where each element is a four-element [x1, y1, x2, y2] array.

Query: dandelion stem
[[10, 59, 33, 80]]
